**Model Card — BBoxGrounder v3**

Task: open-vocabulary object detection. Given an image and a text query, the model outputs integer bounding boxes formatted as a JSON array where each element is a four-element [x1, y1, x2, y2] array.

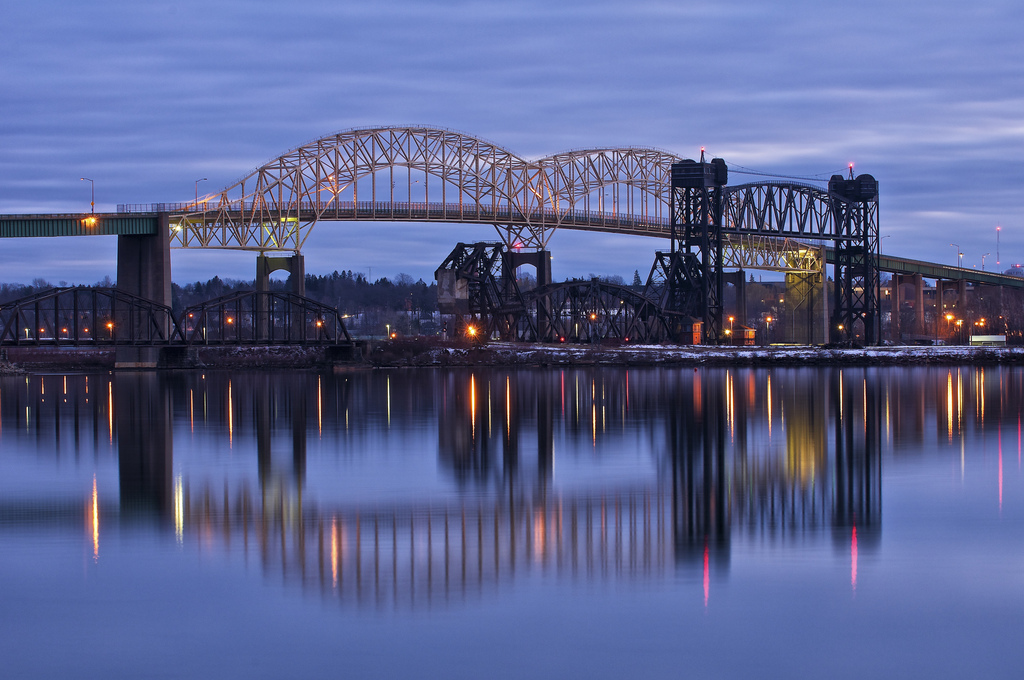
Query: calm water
[[1, 366, 1022, 679]]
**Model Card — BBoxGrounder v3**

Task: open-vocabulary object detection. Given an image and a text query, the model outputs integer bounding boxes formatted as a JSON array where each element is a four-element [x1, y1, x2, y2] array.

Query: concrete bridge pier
[[784, 271, 825, 344], [722, 271, 746, 342], [505, 249, 552, 340], [256, 253, 306, 340], [891, 273, 926, 342], [935, 278, 969, 340], [115, 213, 172, 367]]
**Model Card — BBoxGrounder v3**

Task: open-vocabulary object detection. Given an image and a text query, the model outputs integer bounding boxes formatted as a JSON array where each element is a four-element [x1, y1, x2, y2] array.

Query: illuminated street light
[[950, 243, 963, 268], [195, 178, 208, 207], [80, 177, 94, 214]]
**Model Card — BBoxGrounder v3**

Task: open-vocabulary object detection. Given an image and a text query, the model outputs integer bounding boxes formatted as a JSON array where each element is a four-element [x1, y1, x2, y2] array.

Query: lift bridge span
[[2, 125, 1021, 348]]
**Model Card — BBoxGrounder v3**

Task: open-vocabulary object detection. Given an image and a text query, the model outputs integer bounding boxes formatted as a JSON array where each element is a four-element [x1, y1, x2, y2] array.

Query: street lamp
[[981, 253, 990, 271], [80, 177, 94, 214], [950, 243, 963, 268], [195, 178, 208, 207]]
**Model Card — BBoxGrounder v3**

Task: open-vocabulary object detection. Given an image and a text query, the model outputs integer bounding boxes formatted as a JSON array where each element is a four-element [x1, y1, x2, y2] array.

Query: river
[[1, 366, 1021, 678]]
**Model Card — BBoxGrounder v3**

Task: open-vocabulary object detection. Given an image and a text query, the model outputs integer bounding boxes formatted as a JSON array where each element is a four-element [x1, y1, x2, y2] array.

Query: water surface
[[1, 367, 1022, 679]]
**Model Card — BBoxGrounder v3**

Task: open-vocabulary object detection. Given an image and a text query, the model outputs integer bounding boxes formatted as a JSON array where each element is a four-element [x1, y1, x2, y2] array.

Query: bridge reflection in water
[[9, 366, 1018, 606]]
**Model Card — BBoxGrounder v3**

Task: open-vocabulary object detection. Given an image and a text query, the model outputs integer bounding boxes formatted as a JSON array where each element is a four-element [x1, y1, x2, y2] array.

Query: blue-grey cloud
[[2, 0, 1023, 282]]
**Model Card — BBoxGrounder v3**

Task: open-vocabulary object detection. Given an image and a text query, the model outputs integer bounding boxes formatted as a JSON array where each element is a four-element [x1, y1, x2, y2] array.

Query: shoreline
[[3, 341, 1024, 372]]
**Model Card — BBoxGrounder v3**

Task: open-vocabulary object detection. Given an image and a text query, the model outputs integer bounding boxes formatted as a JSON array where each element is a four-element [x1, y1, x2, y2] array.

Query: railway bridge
[[2, 126, 1020, 353]]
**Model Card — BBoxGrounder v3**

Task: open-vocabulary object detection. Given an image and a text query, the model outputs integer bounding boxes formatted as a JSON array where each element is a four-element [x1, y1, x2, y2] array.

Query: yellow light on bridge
[[467, 325, 477, 337]]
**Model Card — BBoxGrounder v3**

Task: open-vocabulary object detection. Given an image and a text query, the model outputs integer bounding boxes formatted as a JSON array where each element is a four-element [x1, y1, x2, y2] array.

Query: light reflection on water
[[1, 366, 1023, 678]]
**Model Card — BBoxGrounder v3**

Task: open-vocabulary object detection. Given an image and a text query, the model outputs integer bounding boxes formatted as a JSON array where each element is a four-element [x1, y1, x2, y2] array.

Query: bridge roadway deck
[[4, 209, 1023, 289]]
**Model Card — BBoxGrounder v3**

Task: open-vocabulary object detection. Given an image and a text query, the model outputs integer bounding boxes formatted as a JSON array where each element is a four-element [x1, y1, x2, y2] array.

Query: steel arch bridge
[[155, 126, 860, 256], [117, 125, 877, 343]]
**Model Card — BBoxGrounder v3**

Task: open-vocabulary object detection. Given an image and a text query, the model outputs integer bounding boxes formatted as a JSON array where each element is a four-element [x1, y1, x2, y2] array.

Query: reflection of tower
[[437, 371, 554, 491], [536, 373, 553, 484], [784, 370, 827, 486], [255, 375, 308, 490], [670, 372, 730, 571], [117, 373, 173, 520], [437, 372, 500, 486], [831, 370, 882, 549]]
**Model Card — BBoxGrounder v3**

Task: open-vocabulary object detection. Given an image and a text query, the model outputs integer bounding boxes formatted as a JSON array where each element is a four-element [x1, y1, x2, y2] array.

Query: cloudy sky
[[2, 0, 1022, 284]]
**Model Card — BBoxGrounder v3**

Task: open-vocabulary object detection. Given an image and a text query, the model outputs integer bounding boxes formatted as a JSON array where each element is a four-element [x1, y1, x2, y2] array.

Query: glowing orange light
[[90, 475, 99, 561], [226, 317, 234, 324], [316, 319, 323, 327], [390, 332, 397, 339], [466, 325, 477, 337]]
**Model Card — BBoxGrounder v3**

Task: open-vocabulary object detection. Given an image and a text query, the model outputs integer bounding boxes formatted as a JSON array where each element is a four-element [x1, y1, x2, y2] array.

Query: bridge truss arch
[[168, 127, 684, 252]]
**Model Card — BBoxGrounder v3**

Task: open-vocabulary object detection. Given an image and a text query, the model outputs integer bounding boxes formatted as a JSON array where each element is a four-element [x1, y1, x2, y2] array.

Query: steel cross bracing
[[722, 235, 825, 274]]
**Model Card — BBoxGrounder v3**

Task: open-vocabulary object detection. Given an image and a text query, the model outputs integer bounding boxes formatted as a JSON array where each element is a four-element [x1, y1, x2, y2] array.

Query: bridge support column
[[723, 271, 746, 342], [912, 274, 925, 336], [115, 213, 171, 367], [507, 249, 551, 340], [892, 273, 923, 342], [256, 253, 305, 295], [256, 254, 306, 340], [891, 274, 903, 342], [784, 270, 825, 345], [117, 213, 172, 307]]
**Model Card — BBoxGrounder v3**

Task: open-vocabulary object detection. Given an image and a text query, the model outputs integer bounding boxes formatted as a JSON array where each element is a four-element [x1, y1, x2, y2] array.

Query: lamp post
[[79, 177, 94, 214], [981, 253, 990, 271], [949, 243, 962, 268], [195, 178, 208, 207]]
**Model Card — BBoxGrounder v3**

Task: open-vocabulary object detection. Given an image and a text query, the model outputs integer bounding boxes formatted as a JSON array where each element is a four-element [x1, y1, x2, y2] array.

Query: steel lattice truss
[[435, 242, 533, 340], [178, 290, 351, 345], [167, 127, 679, 251], [523, 279, 672, 344], [722, 182, 844, 239], [721, 235, 825, 273], [156, 127, 867, 253], [0, 287, 179, 345]]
